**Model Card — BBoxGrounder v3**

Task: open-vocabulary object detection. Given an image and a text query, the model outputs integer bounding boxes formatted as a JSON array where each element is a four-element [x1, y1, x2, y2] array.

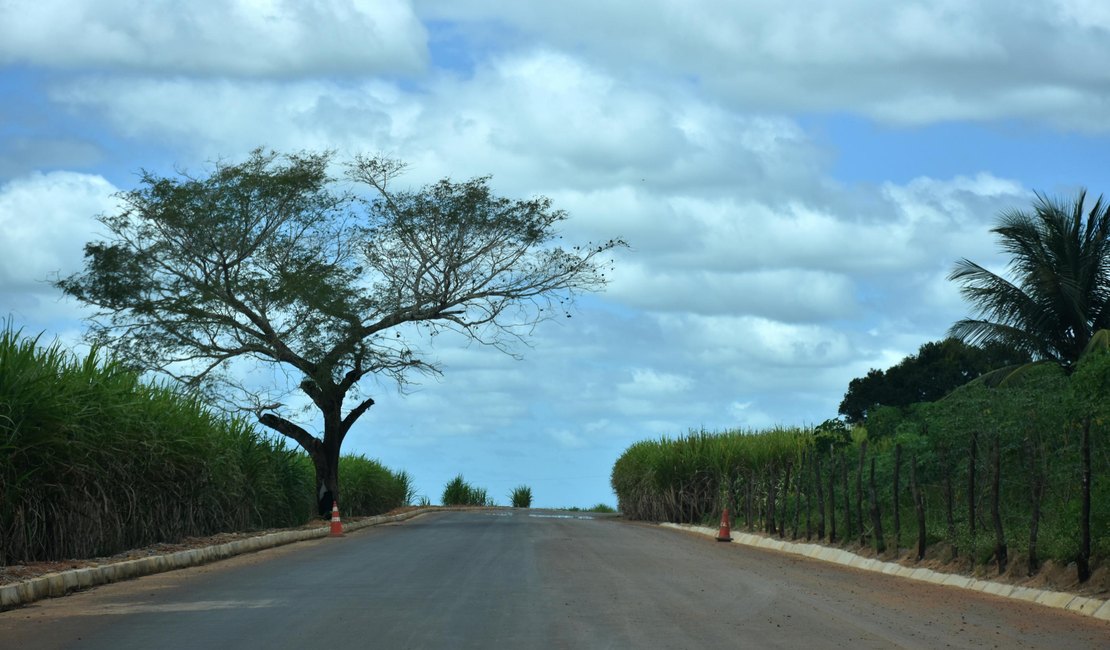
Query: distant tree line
[[838, 338, 1030, 424]]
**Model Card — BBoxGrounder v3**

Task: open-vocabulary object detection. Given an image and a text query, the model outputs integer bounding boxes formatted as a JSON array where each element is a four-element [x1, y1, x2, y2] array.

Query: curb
[[0, 508, 435, 612], [660, 523, 1110, 622]]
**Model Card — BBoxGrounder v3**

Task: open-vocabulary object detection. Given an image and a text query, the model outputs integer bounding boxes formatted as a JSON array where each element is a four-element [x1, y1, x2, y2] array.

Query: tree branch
[[258, 412, 320, 455]]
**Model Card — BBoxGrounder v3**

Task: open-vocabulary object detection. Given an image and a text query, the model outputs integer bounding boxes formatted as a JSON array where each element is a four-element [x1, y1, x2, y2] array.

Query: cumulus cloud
[[657, 314, 855, 369], [45, 48, 824, 195], [417, 0, 1110, 132], [50, 77, 418, 157], [33, 39, 1035, 433], [0, 0, 428, 76], [549, 429, 587, 449], [617, 368, 694, 396], [0, 171, 117, 327], [609, 265, 857, 322], [5, 1, 1090, 507]]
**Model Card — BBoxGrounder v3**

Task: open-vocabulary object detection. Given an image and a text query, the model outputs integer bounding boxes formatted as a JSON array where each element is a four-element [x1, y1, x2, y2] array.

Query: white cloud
[[47, 48, 826, 197], [729, 401, 777, 430], [4, 1, 1093, 508], [0, 171, 117, 328], [0, 0, 428, 76], [655, 313, 856, 371], [417, 0, 1110, 132], [1051, 0, 1110, 31], [610, 265, 857, 322], [617, 368, 693, 396], [28, 45, 1035, 442], [39, 50, 1032, 441], [549, 429, 587, 449], [51, 77, 419, 157]]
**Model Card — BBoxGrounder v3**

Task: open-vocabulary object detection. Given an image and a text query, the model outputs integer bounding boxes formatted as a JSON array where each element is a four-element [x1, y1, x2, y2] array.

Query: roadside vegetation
[[611, 355, 1109, 582], [55, 150, 623, 516], [614, 190, 1110, 584], [442, 475, 494, 506], [0, 327, 411, 565], [510, 485, 533, 508]]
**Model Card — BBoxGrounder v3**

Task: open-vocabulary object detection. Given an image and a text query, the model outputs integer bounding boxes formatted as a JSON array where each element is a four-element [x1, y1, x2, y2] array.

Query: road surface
[[0, 510, 1106, 648]]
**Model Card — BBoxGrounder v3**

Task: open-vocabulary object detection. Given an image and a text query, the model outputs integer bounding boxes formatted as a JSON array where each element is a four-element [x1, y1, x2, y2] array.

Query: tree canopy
[[57, 149, 626, 514], [948, 189, 1110, 368], [838, 338, 1030, 424]]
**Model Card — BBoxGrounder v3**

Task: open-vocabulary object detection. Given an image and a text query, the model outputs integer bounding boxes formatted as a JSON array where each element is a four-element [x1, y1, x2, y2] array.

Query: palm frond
[[949, 189, 1110, 367]]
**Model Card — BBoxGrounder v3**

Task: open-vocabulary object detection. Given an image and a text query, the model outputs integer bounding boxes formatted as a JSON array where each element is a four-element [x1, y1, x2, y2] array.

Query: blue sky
[[3, 0, 1110, 508], [809, 115, 1110, 188]]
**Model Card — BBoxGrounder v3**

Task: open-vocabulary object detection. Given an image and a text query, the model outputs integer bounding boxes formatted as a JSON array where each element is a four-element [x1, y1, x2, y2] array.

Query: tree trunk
[[814, 453, 826, 540], [968, 431, 978, 541], [312, 441, 341, 517], [857, 441, 866, 545], [990, 433, 1007, 575], [827, 451, 837, 543], [1078, 417, 1092, 582], [258, 409, 343, 518], [868, 457, 885, 553], [893, 443, 902, 550], [940, 445, 957, 558], [841, 453, 851, 543], [313, 410, 347, 517], [910, 454, 926, 561], [1026, 443, 1045, 577]]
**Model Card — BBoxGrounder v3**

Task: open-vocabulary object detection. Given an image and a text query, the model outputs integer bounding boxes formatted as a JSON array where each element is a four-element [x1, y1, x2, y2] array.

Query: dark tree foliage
[[813, 417, 851, 453], [838, 338, 1029, 423], [1069, 335, 1110, 582], [56, 149, 625, 515]]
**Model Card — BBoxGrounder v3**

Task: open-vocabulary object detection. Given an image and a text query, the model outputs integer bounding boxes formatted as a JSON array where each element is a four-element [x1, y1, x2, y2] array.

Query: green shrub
[[339, 455, 414, 516], [510, 485, 533, 508], [442, 474, 492, 506]]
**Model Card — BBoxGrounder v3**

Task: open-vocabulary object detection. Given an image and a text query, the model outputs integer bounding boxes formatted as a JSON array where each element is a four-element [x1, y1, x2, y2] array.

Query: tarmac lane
[[0, 510, 1106, 649]]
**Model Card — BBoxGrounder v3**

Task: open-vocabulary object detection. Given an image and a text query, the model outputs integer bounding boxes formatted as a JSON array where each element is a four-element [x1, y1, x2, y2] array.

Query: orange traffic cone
[[330, 500, 343, 537], [716, 508, 732, 542]]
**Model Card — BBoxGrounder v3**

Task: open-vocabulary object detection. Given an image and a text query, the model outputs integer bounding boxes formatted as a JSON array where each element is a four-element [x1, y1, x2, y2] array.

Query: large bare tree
[[57, 149, 625, 515]]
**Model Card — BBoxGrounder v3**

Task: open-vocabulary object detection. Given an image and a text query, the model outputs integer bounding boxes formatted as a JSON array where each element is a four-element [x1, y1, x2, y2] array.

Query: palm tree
[[948, 189, 1110, 369], [949, 189, 1110, 584]]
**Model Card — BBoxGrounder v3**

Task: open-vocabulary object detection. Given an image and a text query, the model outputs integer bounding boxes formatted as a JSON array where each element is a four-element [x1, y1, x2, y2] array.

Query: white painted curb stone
[[661, 522, 1109, 622], [0, 508, 439, 612]]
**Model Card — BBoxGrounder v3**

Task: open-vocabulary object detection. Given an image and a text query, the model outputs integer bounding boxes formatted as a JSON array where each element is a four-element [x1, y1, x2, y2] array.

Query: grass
[[509, 485, 533, 508], [611, 362, 1110, 576], [0, 326, 411, 564], [441, 475, 494, 506]]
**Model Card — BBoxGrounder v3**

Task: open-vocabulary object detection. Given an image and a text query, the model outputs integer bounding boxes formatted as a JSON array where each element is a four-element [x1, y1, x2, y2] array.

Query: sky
[[3, 0, 1110, 508]]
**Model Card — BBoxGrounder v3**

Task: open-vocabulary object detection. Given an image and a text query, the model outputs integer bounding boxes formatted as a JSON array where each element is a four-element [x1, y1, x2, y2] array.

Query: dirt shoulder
[[670, 519, 1110, 598], [851, 539, 1110, 600]]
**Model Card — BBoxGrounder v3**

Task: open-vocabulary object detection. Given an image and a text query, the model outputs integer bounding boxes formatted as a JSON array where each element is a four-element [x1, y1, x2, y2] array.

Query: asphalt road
[[0, 510, 1107, 649]]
